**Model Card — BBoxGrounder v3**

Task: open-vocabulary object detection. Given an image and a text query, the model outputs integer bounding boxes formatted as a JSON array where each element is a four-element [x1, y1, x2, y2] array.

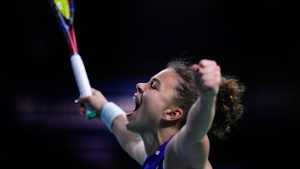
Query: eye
[[150, 81, 158, 90]]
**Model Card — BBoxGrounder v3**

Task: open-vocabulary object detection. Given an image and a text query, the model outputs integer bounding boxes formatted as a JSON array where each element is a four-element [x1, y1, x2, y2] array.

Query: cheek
[[143, 93, 162, 111], [142, 94, 166, 119]]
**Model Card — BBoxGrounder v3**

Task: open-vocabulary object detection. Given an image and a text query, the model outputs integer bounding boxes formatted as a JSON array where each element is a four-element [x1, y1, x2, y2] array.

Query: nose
[[136, 83, 144, 93]]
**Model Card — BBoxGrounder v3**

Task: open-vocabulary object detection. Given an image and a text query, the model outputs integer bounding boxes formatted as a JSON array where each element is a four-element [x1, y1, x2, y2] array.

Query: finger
[[201, 73, 216, 82], [79, 107, 86, 116], [201, 68, 220, 80], [191, 64, 200, 72], [202, 72, 221, 87], [199, 64, 220, 75], [199, 66, 216, 74], [192, 64, 199, 70], [92, 88, 103, 95], [198, 59, 217, 68], [75, 96, 89, 111], [91, 88, 98, 95], [76, 95, 90, 104]]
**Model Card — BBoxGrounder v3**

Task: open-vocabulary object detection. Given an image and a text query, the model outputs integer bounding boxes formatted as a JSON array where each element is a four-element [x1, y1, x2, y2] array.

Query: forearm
[[185, 93, 217, 142], [172, 94, 215, 166], [100, 102, 145, 164]]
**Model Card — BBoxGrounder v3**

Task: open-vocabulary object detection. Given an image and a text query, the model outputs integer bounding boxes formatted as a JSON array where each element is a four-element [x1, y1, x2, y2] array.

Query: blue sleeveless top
[[141, 137, 172, 169]]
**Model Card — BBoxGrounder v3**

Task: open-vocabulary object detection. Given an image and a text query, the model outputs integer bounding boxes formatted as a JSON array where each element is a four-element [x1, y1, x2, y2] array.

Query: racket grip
[[70, 53, 98, 119]]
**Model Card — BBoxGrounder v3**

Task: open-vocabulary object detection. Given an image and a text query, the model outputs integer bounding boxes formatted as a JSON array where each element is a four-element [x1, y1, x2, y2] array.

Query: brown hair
[[167, 59, 245, 139]]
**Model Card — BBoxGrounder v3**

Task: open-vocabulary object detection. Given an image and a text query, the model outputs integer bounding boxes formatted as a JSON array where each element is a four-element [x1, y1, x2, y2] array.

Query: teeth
[[126, 112, 132, 117], [133, 95, 140, 112]]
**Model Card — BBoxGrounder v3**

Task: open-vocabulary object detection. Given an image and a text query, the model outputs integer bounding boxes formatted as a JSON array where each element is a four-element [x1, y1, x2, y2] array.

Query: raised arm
[[77, 89, 146, 164], [165, 59, 221, 169], [185, 59, 220, 140]]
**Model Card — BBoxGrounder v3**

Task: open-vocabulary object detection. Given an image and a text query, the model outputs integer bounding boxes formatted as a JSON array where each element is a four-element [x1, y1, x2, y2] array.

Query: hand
[[75, 88, 108, 116], [191, 59, 221, 95]]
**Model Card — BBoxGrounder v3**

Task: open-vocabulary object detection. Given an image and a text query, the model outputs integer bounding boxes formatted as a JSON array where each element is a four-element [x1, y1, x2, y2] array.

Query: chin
[[126, 122, 141, 133], [126, 122, 135, 131]]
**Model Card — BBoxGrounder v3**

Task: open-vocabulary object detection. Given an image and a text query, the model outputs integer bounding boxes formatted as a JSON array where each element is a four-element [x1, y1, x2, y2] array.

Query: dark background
[[1, 0, 299, 169]]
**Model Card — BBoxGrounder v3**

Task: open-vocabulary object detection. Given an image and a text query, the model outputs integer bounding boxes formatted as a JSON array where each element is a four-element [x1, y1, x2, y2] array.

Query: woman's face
[[126, 68, 181, 133]]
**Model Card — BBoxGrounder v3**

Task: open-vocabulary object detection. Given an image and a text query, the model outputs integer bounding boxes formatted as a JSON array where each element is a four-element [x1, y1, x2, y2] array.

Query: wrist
[[100, 102, 126, 132]]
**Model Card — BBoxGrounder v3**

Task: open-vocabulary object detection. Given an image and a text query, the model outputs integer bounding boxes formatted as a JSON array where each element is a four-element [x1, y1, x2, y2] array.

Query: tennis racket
[[50, 0, 97, 119]]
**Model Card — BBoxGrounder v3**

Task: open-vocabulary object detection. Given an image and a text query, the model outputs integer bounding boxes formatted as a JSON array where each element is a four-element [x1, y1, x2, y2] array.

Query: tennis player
[[76, 58, 245, 169]]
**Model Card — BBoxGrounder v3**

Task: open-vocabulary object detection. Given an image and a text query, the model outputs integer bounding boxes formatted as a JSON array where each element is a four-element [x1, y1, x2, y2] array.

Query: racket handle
[[70, 53, 98, 119]]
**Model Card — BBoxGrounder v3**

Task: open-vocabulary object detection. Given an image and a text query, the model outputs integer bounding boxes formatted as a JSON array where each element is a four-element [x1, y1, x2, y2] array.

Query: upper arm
[[164, 92, 216, 168], [112, 115, 147, 165], [165, 126, 211, 169], [127, 138, 147, 164]]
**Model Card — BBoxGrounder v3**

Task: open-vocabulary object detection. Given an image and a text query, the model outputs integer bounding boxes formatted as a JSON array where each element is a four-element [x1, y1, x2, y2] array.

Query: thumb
[[74, 95, 90, 105]]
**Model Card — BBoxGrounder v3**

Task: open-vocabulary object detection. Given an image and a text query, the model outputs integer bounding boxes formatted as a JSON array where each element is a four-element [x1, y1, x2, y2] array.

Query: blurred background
[[0, 0, 299, 169]]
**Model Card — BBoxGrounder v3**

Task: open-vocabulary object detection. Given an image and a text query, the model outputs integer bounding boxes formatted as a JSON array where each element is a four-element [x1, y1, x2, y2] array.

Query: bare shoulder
[[164, 132, 212, 169]]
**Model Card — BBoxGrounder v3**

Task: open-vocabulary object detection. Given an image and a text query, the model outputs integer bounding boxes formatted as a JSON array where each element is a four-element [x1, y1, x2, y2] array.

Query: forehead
[[152, 68, 181, 88]]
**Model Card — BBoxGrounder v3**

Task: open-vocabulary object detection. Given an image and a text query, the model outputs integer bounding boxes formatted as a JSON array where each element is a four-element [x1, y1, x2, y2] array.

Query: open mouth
[[126, 95, 141, 118], [133, 95, 141, 112]]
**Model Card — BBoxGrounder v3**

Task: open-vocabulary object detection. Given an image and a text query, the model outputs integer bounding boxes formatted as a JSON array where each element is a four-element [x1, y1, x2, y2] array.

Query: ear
[[162, 108, 183, 121]]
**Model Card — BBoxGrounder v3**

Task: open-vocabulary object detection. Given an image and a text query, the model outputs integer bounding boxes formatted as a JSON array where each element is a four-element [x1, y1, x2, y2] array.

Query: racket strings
[[52, 0, 78, 54], [70, 27, 78, 53]]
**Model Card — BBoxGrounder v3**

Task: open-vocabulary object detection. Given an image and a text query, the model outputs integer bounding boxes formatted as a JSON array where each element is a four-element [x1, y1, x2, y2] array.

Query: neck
[[141, 126, 179, 156]]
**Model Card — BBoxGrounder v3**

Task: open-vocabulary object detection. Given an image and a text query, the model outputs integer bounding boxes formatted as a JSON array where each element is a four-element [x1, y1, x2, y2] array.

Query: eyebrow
[[150, 78, 161, 85]]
